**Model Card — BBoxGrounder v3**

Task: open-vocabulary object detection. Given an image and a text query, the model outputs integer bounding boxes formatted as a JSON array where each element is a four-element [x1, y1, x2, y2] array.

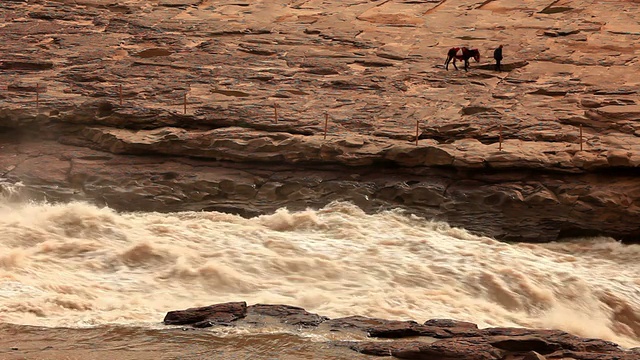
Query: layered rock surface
[[1, 0, 639, 241], [163, 302, 640, 359]]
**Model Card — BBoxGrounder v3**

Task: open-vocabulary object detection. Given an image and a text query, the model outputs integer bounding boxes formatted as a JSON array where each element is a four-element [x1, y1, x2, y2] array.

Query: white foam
[[0, 199, 638, 347]]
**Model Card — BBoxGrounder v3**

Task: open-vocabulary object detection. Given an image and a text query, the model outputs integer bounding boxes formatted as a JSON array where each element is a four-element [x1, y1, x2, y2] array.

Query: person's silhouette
[[493, 45, 503, 72]]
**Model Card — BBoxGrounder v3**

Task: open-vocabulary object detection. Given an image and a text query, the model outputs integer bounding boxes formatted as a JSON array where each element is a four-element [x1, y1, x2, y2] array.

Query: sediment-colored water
[[1, 183, 639, 358]]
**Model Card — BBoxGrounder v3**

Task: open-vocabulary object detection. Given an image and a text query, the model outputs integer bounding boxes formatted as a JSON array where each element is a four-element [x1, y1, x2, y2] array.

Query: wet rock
[[489, 336, 561, 354], [424, 319, 478, 329], [346, 341, 423, 357], [326, 316, 419, 332], [545, 350, 637, 360], [367, 322, 450, 339], [163, 301, 247, 325], [192, 320, 216, 328], [248, 304, 328, 327], [351, 338, 503, 360], [160, 302, 638, 359]]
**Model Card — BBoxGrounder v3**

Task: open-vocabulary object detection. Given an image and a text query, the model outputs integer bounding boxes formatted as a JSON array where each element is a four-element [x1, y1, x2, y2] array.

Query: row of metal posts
[[27, 83, 586, 151]]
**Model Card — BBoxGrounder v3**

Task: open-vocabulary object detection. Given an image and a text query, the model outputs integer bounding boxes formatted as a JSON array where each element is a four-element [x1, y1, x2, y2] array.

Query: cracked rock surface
[[1, 0, 639, 242]]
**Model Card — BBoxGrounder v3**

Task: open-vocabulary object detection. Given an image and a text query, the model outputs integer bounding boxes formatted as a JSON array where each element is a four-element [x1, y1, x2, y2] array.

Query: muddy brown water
[[0, 323, 374, 360]]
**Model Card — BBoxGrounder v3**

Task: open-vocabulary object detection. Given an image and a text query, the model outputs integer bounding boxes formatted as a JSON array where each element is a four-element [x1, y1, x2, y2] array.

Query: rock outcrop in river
[[1, 0, 639, 242], [163, 302, 640, 359]]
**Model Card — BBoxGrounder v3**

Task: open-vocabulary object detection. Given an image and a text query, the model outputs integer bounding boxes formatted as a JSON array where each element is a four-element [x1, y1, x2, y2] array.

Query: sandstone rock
[[592, 105, 640, 121], [524, 188, 560, 206], [523, 351, 547, 360], [607, 150, 633, 167], [158, 0, 200, 7], [543, 29, 580, 37], [1, 0, 640, 243], [0, 60, 54, 70]]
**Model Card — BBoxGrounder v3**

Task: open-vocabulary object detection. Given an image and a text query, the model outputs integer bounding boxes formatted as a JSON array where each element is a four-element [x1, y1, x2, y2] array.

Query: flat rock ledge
[[164, 302, 639, 360]]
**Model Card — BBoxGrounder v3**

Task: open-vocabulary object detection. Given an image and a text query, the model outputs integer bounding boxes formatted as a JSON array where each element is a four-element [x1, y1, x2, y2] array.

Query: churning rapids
[[1, 182, 639, 358]]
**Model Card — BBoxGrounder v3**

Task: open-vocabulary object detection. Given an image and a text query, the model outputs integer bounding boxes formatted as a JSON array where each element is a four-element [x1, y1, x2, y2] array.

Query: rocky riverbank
[[1, 0, 639, 242], [163, 301, 640, 359]]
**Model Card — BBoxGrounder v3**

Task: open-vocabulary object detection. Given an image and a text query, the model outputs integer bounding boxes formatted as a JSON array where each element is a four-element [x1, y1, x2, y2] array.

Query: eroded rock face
[[0, 0, 639, 242], [1, 137, 638, 242], [163, 302, 637, 360]]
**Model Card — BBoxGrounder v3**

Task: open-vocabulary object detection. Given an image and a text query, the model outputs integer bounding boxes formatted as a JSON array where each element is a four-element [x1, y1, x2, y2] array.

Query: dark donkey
[[444, 47, 481, 72]]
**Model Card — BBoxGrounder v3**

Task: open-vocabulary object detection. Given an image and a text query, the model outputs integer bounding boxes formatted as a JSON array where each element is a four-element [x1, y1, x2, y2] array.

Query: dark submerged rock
[[163, 301, 247, 325], [248, 304, 329, 327], [162, 302, 638, 359]]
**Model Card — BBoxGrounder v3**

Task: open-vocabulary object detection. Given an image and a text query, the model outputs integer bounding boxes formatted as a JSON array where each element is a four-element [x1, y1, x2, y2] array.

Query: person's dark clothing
[[493, 46, 503, 72]]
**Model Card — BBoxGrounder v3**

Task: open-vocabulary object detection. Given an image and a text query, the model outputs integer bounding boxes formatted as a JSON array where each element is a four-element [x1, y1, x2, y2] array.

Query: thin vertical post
[[36, 83, 39, 111], [579, 124, 583, 151], [119, 84, 123, 106], [324, 112, 328, 139], [183, 93, 187, 114], [499, 124, 503, 151], [415, 120, 419, 146], [274, 103, 278, 123]]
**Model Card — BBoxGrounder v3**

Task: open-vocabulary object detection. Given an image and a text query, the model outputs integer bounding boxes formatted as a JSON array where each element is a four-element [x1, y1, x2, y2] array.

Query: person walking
[[493, 45, 503, 72]]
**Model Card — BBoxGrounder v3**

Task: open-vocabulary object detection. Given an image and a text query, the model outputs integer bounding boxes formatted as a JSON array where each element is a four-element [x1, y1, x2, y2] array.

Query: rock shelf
[[1, 0, 639, 242]]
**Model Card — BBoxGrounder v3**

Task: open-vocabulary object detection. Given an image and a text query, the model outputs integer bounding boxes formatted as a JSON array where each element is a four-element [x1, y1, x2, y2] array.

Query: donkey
[[445, 47, 481, 72]]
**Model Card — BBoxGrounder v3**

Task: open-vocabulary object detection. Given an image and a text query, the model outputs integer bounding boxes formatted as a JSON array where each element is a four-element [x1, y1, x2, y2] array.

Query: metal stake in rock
[[274, 103, 278, 123], [36, 83, 39, 111], [324, 112, 328, 140], [579, 124, 583, 151]]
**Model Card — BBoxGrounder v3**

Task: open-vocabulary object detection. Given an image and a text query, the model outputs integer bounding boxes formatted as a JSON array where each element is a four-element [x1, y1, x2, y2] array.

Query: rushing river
[[0, 183, 639, 358]]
